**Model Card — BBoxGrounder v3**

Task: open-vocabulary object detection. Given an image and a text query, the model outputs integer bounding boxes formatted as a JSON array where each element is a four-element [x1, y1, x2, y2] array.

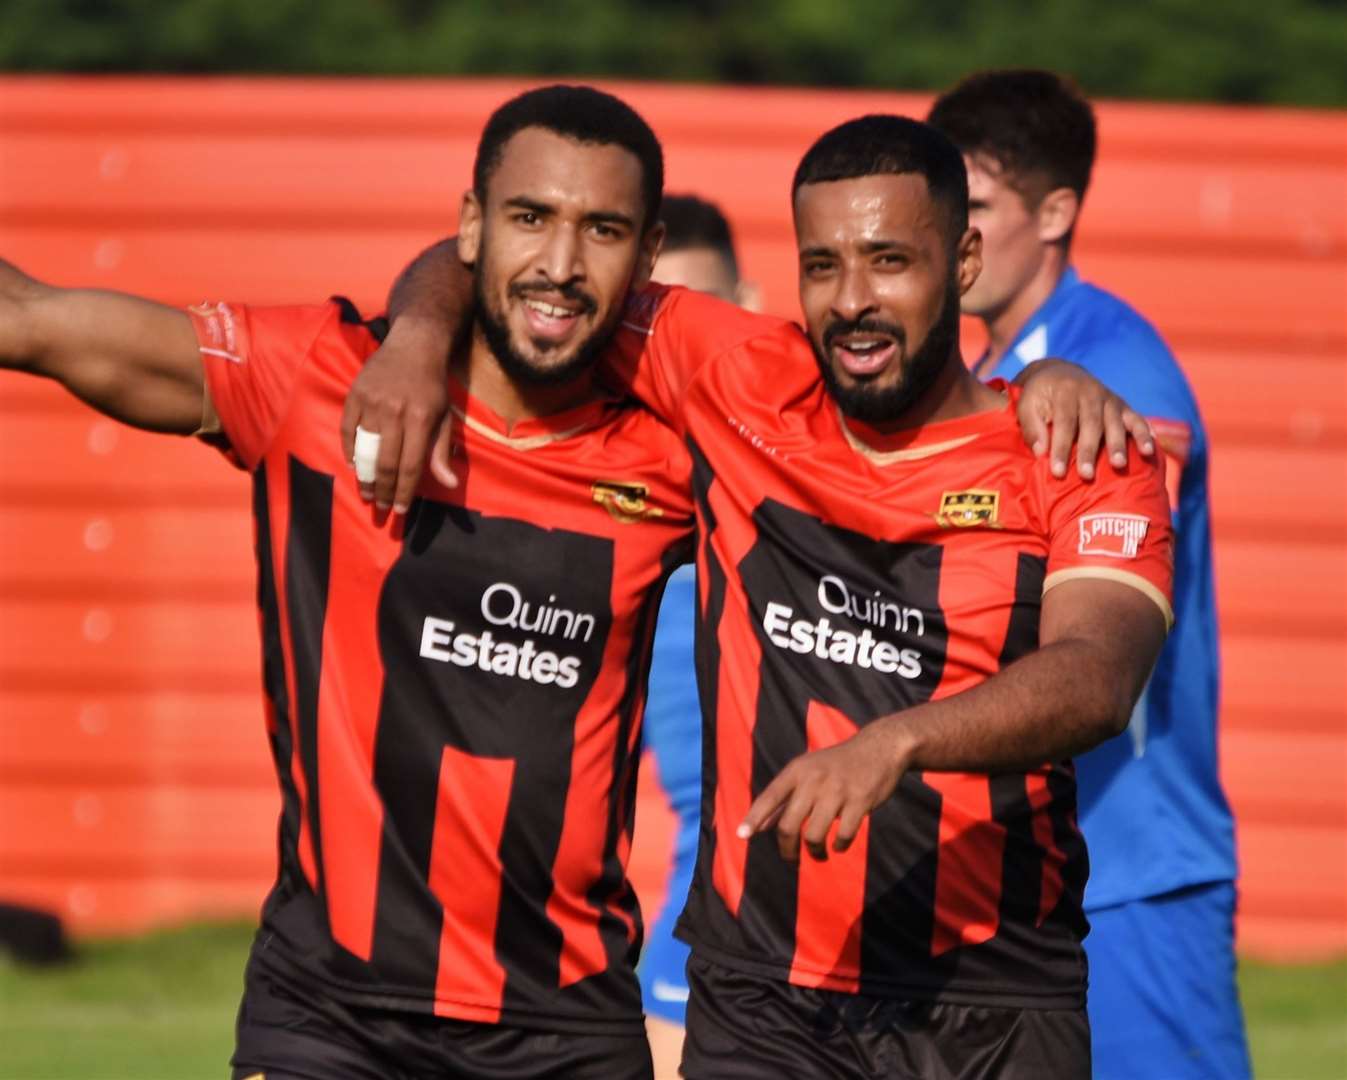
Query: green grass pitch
[[0, 922, 1342, 1078]]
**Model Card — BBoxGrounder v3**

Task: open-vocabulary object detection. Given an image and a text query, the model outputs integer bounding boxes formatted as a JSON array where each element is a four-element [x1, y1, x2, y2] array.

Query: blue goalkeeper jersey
[[977, 267, 1237, 910]]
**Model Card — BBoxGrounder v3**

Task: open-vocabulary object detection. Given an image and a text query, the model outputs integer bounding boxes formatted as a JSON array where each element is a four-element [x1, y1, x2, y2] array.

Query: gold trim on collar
[[837, 408, 981, 464], [452, 405, 601, 451]]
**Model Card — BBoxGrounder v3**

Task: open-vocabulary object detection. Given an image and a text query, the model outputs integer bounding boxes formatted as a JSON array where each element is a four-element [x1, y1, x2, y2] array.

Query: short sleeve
[[1042, 444, 1175, 628], [187, 302, 333, 470], [1061, 322, 1203, 515], [602, 284, 791, 434]]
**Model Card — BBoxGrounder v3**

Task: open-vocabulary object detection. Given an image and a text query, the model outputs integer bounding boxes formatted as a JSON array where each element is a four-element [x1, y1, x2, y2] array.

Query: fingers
[[1021, 399, 1051, 460], [738, 774, 793, 843], [350, 404, 446, 512], [1124, 407, 1155, 458], [340, 393, 361, 467], [801, 790, 844, 862], [1101, 397, 1129, 470], [773, 787, 814, 862], [833, 802, 868, 854], [391, 417, 431, 515], [362, 420, 400, 510], [427, 414, 458, 490], [1074, 394, 1103, 480], [1047, 388, 1079, 479]]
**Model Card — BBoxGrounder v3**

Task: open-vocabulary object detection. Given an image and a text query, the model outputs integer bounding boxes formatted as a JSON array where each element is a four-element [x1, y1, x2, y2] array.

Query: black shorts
[[230, 961, 652, 1080], [681, 955, 1089, 1080]]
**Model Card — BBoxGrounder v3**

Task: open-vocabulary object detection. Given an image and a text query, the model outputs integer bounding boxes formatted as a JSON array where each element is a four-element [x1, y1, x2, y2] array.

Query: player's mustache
[[823, 317, 906, 351], [510, 280, 598, 315]]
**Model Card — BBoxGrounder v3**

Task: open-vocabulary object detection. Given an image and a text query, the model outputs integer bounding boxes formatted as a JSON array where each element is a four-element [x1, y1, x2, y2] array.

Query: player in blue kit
[[641, 195, 759, 1078], [929, 70, 1250, 1079]]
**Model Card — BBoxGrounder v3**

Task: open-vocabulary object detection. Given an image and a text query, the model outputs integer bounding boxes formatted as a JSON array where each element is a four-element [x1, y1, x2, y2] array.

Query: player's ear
[[1036, 187, 1080, 246], [631, 221, 666, 290], [458, 190, 483, 265], [955, 225, 983, 297]]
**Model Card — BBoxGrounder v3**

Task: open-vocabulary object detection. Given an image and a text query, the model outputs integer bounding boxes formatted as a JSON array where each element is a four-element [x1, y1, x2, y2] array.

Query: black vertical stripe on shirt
[[685, 439, 729, 934], [252, 465, 305, 901], [283, 457, 336, 909], [991, 554, 1050, 932]]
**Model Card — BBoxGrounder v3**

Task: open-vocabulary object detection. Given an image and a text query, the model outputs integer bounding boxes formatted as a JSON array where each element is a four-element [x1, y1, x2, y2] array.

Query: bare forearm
[[0, 259, 203, 432], [875, 637, 1148, 774], [386, 237, 473, 350]]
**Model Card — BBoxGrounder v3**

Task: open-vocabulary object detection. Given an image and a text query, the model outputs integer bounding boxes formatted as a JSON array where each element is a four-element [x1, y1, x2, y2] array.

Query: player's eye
[[802, 259, 835, 278], [590, 222, 622, 240], [513, 211, 542, 227]]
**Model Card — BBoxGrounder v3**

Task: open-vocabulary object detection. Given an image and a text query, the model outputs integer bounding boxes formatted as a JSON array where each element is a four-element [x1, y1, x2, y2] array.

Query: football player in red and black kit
[[0, 87, 695, 1080], [355, 116, 1172, 1079]]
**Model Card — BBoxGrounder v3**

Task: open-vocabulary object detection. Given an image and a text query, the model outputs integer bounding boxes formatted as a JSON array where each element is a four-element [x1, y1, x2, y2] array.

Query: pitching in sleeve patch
[[1077, 513, 1150, 559]]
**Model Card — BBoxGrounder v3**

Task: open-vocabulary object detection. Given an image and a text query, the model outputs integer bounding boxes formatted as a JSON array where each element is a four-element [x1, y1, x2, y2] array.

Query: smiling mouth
[[520, 295, 587, 343], [831, 335, 898, 377]]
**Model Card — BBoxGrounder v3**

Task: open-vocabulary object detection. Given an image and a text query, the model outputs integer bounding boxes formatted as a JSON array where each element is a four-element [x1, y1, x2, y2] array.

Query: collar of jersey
[[834, 381, 1016, 464], [446, 377, 617, 451]]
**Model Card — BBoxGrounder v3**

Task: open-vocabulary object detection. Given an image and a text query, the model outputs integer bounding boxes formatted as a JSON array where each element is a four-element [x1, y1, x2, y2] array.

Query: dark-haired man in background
[[353, 112, 1174, 1078], [929, 70, 1249, 1080], [0, 84, 691, 1080]]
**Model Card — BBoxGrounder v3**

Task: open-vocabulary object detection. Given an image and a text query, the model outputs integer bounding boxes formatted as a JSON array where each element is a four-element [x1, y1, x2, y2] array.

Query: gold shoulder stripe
[[1043, 567, 1174, 630]]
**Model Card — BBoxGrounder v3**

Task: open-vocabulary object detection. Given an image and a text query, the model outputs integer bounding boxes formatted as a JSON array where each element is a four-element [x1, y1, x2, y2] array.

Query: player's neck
[[457, 332, 600, 430], [863, 353, 1005, 436], [983, 249, 1069, 365]]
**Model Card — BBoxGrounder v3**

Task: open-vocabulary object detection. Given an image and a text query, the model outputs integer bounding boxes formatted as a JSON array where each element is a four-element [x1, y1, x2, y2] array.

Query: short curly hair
[[473, 84, 664, 229]]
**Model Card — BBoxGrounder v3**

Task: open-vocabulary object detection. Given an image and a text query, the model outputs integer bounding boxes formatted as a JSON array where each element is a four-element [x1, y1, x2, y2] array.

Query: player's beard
[[474, 247, 611, 388], [813, 277, 961, 425]]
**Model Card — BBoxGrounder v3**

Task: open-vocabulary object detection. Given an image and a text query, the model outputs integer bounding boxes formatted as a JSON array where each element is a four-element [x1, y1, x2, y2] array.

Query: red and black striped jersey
[[605, 285, 1173, 1008], [188, 299, 695, 1033]]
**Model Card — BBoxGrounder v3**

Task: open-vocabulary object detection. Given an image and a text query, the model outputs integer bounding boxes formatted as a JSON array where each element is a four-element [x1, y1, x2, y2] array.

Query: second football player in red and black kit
[[360, 114, 1171, 1079]]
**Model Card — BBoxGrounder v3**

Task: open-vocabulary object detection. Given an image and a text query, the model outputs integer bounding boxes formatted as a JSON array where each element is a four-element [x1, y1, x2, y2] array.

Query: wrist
[[865, 711, 920, 774]]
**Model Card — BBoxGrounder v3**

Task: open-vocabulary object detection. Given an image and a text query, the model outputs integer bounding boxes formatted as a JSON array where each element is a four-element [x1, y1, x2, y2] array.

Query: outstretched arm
[[0, 260, 204, 432], [740, 576, 1168, 862], [340, 238, 471, 510]]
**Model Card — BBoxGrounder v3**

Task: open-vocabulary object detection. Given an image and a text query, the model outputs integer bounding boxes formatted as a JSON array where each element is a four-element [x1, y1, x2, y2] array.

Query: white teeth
[[525, 299, 577, 319]]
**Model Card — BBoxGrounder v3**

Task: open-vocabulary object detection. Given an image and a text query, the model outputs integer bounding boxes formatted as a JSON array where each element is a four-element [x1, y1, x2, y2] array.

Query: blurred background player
[[929, 69, 1250, 1080], [641, 194, 759, 1077]]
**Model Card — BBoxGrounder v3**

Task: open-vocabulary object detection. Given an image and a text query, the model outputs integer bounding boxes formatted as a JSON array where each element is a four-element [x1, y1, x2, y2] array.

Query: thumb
[[427, 413, 458, 489]]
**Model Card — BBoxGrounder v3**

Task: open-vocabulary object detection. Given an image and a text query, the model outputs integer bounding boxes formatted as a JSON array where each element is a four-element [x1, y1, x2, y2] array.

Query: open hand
[[340, 320, 455, 511], [737, 724, 908, 862], [1014, 358, 1154, 479]]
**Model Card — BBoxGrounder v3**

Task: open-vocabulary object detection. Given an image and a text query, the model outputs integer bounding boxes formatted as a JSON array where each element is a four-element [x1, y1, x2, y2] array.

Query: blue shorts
[[1086, 881, 1250, 1079]]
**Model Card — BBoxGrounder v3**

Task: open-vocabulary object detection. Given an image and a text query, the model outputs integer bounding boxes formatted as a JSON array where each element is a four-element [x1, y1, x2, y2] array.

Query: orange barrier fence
[[0, 77, 1343, 959]]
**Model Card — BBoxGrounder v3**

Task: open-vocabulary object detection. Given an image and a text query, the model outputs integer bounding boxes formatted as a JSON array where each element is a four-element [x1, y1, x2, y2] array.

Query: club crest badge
[[592, 480, 664, 524], [934, 490, 1001, 529]]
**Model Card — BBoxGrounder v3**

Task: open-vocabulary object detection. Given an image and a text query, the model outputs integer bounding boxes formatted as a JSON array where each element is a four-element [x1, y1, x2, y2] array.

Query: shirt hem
[[251, 950, 647, 1036], [675, 929, 1085, 1011]]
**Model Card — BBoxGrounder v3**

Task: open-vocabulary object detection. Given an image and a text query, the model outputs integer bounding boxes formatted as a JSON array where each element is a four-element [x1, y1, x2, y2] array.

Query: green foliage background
[[3, 0, 1346, 107]]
